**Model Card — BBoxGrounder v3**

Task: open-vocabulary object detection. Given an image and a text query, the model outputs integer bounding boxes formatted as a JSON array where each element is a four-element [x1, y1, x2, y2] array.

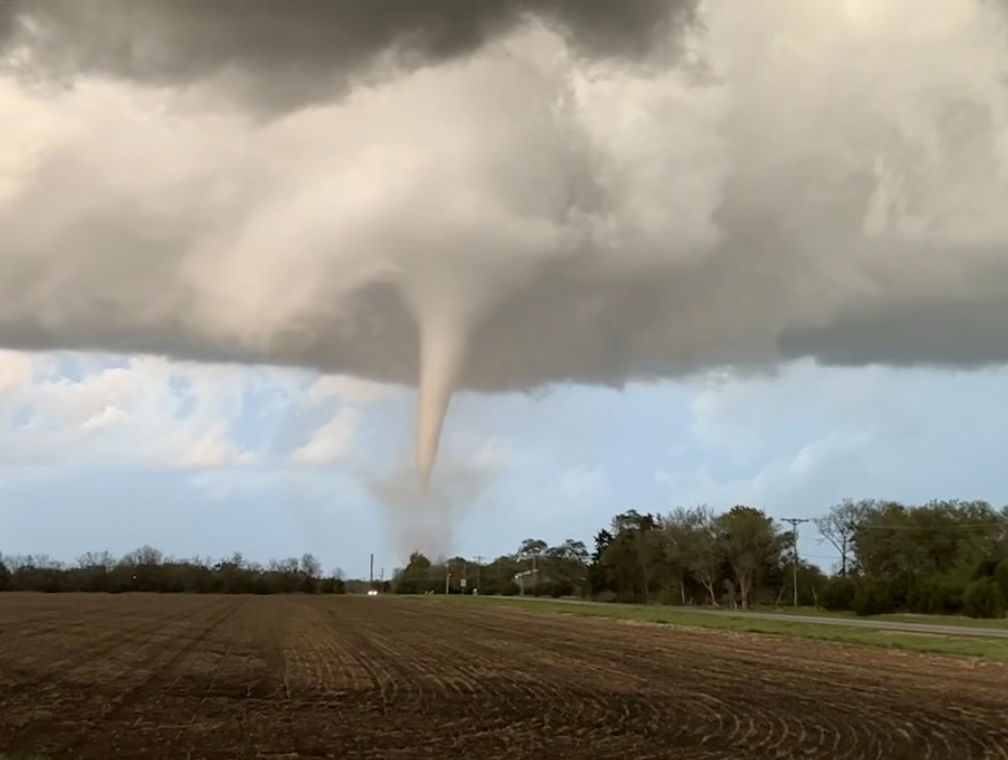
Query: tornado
[[415, 316, 468, 488]]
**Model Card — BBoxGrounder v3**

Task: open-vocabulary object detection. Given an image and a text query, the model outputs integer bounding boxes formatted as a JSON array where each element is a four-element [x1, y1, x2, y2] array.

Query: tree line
[[0, 546, 346, 595], [392, 499, 1008, 619], [5, 499, 1007, 618]]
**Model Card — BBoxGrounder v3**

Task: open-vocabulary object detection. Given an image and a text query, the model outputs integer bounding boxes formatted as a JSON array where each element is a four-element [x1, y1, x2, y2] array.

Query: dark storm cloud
[[0, 0, 696, 109], [779, 299, 1008, 368]]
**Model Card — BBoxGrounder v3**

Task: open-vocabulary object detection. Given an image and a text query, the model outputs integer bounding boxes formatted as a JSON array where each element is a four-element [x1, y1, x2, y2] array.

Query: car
[[367, 589, 378, 597]]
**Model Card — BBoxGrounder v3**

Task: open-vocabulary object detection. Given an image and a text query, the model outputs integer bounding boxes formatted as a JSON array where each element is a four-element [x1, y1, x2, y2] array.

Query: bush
[[318, 577, 345, 594], [820, 576, 857, 611], [995, 560, 1008, 605], [907, 576, 964, 615], [852, 579, 897, 616], [547, 581, 575, 598], [927, 580, 965, 615], [962, 578, 1006, 619]]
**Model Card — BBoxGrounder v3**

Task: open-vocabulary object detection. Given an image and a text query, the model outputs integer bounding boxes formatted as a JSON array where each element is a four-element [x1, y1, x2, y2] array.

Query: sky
[[3, 0, 1008, 577], [2, 350, 1006, 577]]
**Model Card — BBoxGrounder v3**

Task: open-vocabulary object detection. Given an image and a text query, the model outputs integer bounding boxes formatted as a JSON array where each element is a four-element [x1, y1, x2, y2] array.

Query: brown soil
[[0, 594, 1005, 759]]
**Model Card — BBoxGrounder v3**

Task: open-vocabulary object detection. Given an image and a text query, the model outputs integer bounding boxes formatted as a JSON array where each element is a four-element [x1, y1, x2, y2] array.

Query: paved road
[[499, 597, 1008, 639], [669, 607, 1008, 640]]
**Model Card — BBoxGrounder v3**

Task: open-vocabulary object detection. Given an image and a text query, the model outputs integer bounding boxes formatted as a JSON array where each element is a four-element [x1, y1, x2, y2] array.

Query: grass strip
[[442, 595, 1008, 663]]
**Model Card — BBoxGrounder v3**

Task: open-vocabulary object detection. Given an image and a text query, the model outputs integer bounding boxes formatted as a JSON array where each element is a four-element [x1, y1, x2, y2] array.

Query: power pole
[[369, 553, 374, 589], [445, 571, 452, 595], [474, 555, 484, 593], [783, 518, 810, 607]]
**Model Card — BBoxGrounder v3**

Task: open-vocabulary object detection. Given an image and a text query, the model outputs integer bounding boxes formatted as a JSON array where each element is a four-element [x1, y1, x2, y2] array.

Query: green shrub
[[927, 580, 964, 614], [962, 578, 1006, 619], [820, 576, 857, 611], [907, 576, 964, 615], [995, 560, 1008, 605], [852, 579, 896, 616]]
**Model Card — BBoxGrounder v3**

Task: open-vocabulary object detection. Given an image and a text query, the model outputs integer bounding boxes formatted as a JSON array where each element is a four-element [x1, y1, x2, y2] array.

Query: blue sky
[[2, 349, 1006, 578]]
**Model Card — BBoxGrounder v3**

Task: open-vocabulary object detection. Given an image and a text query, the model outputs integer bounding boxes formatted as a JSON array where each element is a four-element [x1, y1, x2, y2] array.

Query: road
[[672, 607, 1008, 639], [497, 596, 1008, 639]]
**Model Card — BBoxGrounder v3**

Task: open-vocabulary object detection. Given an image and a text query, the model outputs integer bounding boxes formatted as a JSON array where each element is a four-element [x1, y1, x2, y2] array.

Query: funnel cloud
[[2, 1, 1008, 482]]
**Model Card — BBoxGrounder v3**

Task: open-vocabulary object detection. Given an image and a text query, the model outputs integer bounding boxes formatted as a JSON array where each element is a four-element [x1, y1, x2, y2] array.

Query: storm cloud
[[0, 0, 697, 111], [2, 0, 1008, 481]]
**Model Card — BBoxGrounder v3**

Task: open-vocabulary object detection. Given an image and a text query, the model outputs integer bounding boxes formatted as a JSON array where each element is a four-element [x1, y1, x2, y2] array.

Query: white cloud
[[654, 360, 1008, 521], [0, 350, 360, 471], [305, 375, 400, 406], [558, 466, 608, 503], [289, 407, 361, 466], [0, 350, 35, 393], [78, 404, 128, 432]]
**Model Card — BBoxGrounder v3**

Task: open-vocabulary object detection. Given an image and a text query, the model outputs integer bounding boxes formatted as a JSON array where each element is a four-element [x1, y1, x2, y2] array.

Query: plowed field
[[1, 594, 1006, 759]]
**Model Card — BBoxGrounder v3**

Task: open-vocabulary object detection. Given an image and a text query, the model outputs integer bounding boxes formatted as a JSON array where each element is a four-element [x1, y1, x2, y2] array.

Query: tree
[[0, 557, 9, 591], [483, 554, 521, 596], [119, 545, 164, 592], [815, 499, 866, 576], [543, 539, 589, 597], [661, 509, 691, 604], [517, 538, 547, 560], [588, 529, 614, 596], [597, 511, 662, 603], [515, 539, 548, 595], [717, 506, 779, 611], [121, 545, 163, 567], [77, 551, 115, 570], [691, 507, 725, 606], [673, 506, 723, 606], [394, 552, 433, 594], [319, 574, 346, 594], [299, 553, 321, 593]]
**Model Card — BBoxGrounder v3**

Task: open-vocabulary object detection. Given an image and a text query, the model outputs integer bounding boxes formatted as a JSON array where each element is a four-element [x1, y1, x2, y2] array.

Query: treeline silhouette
[[0, 546, 345, 595], [393, 499, 1008, 619]]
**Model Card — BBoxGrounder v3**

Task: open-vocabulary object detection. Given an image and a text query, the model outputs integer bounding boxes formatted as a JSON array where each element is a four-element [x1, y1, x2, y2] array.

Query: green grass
[[746, 605, 1008, 629], [443, 596, 1008, 663]]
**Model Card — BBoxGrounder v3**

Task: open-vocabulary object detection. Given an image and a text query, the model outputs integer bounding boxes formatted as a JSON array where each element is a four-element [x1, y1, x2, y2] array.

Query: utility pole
[[369, 553, 374, 589], [474, 555, 484, 593], [445, 571, 452, 595], [783, 518, 810, 607]]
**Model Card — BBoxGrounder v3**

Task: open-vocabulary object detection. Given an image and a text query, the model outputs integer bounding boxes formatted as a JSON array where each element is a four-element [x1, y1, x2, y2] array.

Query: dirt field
[[1, 594, 1006, 759]]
